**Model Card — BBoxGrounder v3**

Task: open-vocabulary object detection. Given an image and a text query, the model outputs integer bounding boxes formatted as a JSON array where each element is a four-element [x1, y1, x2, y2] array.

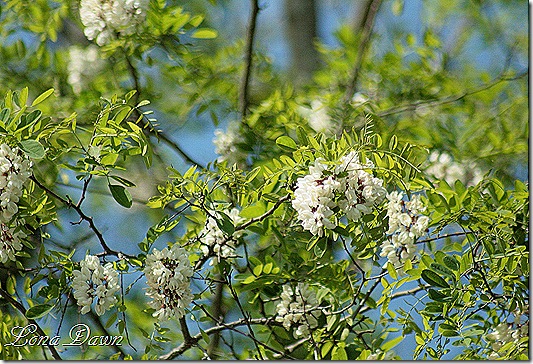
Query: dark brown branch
[[30, 175, 133, 259], [0, 287, 62, 360], [239, 0, 260, 120], [159, 317, 282, 360], [343, 0, 382, 103]]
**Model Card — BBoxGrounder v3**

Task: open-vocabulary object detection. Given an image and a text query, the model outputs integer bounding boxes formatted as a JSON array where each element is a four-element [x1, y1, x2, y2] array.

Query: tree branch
[[343, 0, 382, 103], [0, 287, 62, 360], [30, 175, 133, 259], [125, 54, 205, 167], [239, 0, 260, 120], [159, 317, 283, 360], [377, 70, 528, 117]]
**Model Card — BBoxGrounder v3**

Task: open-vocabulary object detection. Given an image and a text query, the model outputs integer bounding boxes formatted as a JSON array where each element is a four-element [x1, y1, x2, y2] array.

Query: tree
[[0, 0, 528, 360]]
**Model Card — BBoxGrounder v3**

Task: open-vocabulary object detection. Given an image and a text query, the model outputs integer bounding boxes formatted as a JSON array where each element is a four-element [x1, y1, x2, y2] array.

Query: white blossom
[[144, 244, 193, 321], [292, 151, 386, 236], [486, 308, 529, 359], [0, 223, 25, 264], [426, 151, 483, 187], [0, 144, 32, 223], [200, 208, 245, 265], [275, 283, 322, 339], [213, 122, 245, 165], [380, 191, 429, 273], [79, 0, 149, 46], [298, 100, 338, 135], [67, 45, 105, 94], [72, 255, 120, 315]]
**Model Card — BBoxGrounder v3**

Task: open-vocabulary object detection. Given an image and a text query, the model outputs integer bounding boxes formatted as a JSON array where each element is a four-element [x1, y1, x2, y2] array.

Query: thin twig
[[343, 0, 382, 103], [377, 70, 527, 117], [125, 54, 204, 167], [239, 0, 260, 120], [30, 175, 133, 259], [0, 287, 62, 360]]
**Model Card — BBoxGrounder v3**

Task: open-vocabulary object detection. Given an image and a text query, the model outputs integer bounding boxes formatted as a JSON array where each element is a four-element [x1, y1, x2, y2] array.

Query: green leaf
[[31, 88, 54, 106], [110, 175, 136, 187], [26, 304, 53, 319], [19, 87, 28, 106], [109, 184, 133, 208], [276, 136, 297, 151], [430, 262, 454, 279], [216, 211, 235, 236], [443, 255, 460, 271], [421, 269, 450, 288], [20, 139, 45, 159], [191, 28, 218, 39], [331, 344, 348, 360], [382, 336, 403, 351]]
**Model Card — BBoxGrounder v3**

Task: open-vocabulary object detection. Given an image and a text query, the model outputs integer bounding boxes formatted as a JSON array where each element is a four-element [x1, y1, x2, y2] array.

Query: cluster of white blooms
[[213, 122, 245, 165], [0, 144, 32, 222], [426, 151, 483, 187], [298, 100, 338, 135], [275, 283, 321, 339], [144, 244, 193, 321], [486, 309, 529, 359], [0, 224, 25, 264], [200, 208, 245, 265], [67, 46, 104, 94], [486, 322, 529, 359], [72, 255, 120, 315], [0, 144, 32, 263], [79, 0, 149, 46], [380, 192, 429, 271], [292, 151, 386, 236]]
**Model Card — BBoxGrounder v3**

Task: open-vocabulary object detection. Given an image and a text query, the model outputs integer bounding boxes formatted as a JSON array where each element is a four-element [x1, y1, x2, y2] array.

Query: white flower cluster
[[0, 144, 32, 264], [144, 244, 193, 321], [380, 192, 429, 272], [275, 283, 321, 339], [72, 255, 120, 315], [426, 151, 483, 187], [298, 100, 337, 135], [486, 310, 529, 359], [0, 224, 25, 264], [67, 46, 104, 94], [213, 122, 245, 165], [200, 208, 245, 265], [292, 151, 386, 236], [79, 0, 149, 46], [487, 322, 529, 359]]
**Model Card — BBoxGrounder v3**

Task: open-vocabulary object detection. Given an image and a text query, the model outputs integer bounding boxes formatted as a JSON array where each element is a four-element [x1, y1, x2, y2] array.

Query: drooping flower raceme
[[68, 45, 105, 94], [275, 283, 322, 339], [144, 244, 193, 321], [213, 122, 245, 165], [380, 191, 429, 272], [292, 151, 386, 236], [0, 144, 32, 223], [0, 144, 32, 263], [200, 208, 245, 265], [298, 100, 338, 135], [72, 255, 120, 316], [486, 308, 529, 359], [0, 224, 26, 264], [426, 151, 483, 187], [79, 0, 149, 46]]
